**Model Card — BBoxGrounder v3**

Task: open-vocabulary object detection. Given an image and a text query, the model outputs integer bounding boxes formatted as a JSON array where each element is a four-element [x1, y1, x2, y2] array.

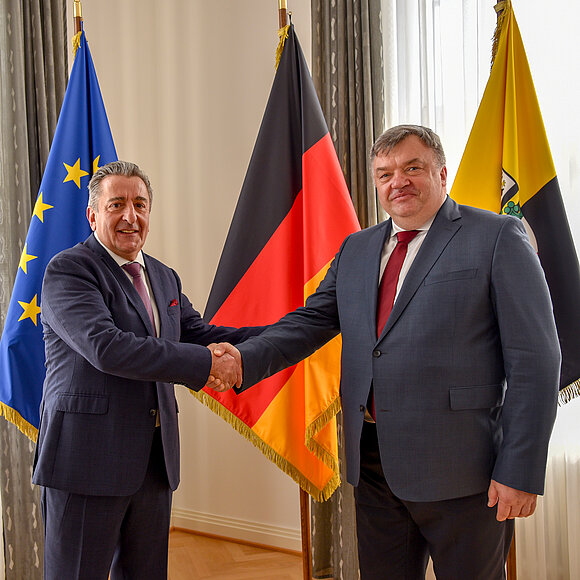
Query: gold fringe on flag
[[305, 397, 341, 470], [190, 389, 340, 502], [0, 402, 38, 442], [491, 0, 511, 67], [275, 24, 290, 70], [558, 378, 580, 406]]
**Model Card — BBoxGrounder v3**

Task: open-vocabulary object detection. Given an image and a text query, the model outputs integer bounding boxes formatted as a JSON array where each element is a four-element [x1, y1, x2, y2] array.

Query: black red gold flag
[[197, 24, 360, 500]]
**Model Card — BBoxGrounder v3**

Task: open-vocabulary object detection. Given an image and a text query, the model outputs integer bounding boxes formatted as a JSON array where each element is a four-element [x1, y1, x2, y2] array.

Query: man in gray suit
[[211, 125, 561, 579], [33, 161, 261, 580]]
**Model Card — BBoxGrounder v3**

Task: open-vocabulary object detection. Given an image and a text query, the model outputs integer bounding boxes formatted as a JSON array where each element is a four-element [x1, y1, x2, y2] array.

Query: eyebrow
[[374, 157, 424, 172], [106, 196, 149, 203]]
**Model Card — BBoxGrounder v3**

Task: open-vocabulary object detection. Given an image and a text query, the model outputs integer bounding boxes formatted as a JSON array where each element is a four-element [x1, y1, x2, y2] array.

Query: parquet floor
[[167, 529, 303, 580]]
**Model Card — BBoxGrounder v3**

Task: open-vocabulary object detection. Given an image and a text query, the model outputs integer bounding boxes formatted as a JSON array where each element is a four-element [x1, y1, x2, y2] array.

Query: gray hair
[[88, 160, 153, 211], [370, 125, 446, 169]]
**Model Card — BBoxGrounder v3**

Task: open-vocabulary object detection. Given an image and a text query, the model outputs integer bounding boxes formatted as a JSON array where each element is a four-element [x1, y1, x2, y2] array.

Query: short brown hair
[[370, 125, 446, 169]]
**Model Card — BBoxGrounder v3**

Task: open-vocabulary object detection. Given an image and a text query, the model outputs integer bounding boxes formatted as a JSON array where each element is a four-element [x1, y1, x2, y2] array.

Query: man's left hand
[[488, 479, 538, 521]]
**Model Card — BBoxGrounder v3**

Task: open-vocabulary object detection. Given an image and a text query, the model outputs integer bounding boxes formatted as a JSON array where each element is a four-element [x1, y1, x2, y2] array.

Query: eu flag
[[0, 28, 117, 440]]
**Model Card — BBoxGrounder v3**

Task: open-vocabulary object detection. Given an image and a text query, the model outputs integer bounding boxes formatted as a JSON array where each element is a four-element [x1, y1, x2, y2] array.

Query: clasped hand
[[205, 343, 242, 392]]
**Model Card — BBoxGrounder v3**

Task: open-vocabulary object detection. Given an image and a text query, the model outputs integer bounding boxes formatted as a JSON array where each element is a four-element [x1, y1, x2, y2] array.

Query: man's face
[[373, 135, 447, 229], [87, 175, 151, 261]]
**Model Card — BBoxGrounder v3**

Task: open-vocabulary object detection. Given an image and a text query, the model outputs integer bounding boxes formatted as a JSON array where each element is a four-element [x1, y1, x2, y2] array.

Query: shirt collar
[[390, 214, 436, 238], [93, 232, 146, 270]]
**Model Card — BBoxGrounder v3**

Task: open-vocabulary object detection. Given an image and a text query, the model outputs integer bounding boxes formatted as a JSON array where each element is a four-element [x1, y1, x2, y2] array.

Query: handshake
[[205, 343, 242, 392]]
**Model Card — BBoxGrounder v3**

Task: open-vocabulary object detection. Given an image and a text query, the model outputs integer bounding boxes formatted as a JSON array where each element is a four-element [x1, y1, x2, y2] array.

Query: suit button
[[373, 350, 381, 357], [149, 409, 157, 417], [359, 405, 365, 412]]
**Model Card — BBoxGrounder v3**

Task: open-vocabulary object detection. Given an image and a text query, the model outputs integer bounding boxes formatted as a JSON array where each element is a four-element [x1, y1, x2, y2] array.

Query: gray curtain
[[0, 0, 68, 577], [312, 0, 385, 231], [311, 0, 385, 578]]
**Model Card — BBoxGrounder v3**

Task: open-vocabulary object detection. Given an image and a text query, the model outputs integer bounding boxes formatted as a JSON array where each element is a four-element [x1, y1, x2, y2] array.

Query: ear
[[440, 166, 448, 188], [87, 206, 97, 231]]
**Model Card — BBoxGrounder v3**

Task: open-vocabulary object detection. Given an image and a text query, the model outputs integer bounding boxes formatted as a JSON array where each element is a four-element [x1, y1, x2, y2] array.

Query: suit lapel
[[143, 254, 169, 338], [378, 197, 462, 340], [365, 221, 392, 342], [143, 254, 177, 415]]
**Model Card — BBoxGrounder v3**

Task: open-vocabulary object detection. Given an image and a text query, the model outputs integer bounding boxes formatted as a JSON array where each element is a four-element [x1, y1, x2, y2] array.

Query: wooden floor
[[167, 529, 303, 580]]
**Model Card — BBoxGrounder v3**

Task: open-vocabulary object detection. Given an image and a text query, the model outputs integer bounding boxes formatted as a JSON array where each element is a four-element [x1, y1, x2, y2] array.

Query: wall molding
[[170, 507, 302, 552]]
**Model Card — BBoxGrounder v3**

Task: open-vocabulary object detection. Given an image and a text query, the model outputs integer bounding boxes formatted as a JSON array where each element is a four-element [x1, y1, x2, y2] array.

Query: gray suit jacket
[[238, 197, 561, 502], [33, 234, 260, 496]]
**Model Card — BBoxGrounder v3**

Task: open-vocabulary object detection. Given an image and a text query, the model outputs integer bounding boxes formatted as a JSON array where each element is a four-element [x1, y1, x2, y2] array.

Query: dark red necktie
[[122, 262, 155, 329], [376, 230, 419, 337], [370, 229, 419, 420]]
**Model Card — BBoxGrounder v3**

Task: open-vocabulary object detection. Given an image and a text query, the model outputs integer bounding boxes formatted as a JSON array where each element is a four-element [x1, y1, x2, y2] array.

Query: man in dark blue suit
[[33, 161, 260, 580], [212, 125, 561, 579]]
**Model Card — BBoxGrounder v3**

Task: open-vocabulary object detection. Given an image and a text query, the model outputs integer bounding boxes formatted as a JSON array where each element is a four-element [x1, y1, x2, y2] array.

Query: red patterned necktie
[[370, 229, 419, 421], [122, 262, 155, 329]]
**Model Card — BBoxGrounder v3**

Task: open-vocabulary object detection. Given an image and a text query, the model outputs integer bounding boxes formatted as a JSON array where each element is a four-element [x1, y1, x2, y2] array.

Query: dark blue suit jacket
[[33, 234, 259, 496], [238, 197, 561, 502]]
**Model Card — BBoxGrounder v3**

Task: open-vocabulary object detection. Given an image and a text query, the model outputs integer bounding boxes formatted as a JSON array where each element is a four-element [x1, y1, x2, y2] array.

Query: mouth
[[118, 228, 139, 235], [390, 190, 416, 202]]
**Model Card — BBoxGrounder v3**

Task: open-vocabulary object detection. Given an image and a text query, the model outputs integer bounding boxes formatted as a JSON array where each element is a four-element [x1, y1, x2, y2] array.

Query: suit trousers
[[41, 428, 172, 580], [354, 421, 514, 580]]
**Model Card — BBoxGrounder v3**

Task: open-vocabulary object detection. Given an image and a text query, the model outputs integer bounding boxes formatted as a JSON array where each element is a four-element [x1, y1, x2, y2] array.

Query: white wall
[[70, 0, 311, 551], [516, 1, 580, 251]]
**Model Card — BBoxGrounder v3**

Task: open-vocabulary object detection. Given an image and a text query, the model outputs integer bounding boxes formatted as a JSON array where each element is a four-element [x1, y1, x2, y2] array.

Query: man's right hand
[[205, 343, 242, 392]]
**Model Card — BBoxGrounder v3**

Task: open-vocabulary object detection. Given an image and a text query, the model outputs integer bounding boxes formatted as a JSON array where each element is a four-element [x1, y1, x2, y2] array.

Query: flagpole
[[73, 0, 83, 35], [299, 488, 312, 580], [278, 0, 288, 30], [493, 4, 516, 579], [278, 3, 312, 577]]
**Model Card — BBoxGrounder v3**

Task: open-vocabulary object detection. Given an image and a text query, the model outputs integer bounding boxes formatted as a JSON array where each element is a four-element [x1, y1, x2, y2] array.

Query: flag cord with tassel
[[491, 0, 510, 67]]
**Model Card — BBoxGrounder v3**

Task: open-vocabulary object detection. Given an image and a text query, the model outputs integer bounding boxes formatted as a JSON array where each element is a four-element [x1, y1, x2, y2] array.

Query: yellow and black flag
[[198, 24, 360, 500], [451, 1, 580, 403]]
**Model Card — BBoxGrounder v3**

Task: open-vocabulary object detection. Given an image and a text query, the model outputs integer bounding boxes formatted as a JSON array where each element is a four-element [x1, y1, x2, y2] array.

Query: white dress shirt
[[378, 215, 436, 302]]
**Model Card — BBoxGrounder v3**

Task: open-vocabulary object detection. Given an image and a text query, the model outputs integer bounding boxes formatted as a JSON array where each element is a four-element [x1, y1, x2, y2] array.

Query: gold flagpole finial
[[278, 0, 288, 30], [73, 0, 83, 33], [72, 1, 83, 56]]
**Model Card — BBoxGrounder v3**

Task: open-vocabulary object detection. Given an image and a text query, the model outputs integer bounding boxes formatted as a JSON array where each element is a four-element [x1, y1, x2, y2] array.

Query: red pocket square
[[169, 299, 178, 307]]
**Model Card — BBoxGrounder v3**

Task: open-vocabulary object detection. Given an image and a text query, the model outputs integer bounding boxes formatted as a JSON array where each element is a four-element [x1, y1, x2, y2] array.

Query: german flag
[[196, 24, 360, 501], [451, 1, 580, 403]]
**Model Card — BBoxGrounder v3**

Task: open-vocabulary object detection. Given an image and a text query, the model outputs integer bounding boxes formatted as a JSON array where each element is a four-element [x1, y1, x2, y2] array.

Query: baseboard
[[170, 507, 302, 552]]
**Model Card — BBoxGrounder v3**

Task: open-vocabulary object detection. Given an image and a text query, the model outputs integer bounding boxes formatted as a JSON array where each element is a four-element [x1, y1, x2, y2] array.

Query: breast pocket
[[164, 302, 181, 338], [424, 268, 478, 285]]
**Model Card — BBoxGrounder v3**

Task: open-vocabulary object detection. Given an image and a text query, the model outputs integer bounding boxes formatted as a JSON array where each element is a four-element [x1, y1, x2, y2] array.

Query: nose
[[390, 170, 410, 189], [123, 204, 137, 224]]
